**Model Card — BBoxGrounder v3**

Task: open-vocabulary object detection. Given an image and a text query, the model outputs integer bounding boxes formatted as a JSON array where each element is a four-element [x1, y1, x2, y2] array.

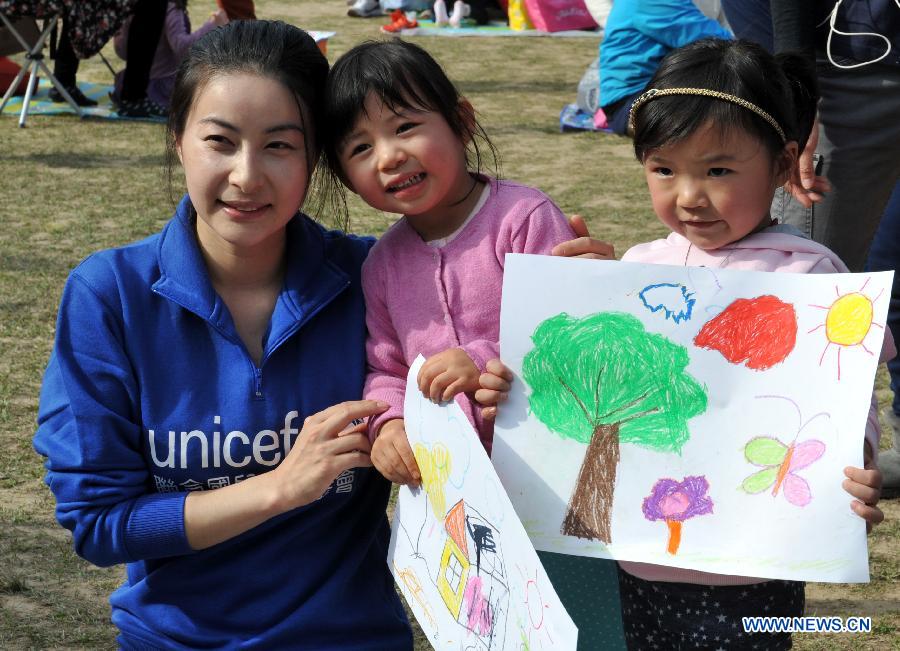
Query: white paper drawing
[[492, 254, 892, 583], [389, 356, 578, 650]]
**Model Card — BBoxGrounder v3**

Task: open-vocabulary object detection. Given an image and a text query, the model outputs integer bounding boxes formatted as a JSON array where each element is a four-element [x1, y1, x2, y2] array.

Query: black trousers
[[53, 1, 166, 101], [120, 0, 167, 101], [53, 19, 78, 88]]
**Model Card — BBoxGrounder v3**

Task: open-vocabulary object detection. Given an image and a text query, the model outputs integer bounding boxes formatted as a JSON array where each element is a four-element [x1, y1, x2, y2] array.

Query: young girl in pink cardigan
[[322, 40, 584, 486]]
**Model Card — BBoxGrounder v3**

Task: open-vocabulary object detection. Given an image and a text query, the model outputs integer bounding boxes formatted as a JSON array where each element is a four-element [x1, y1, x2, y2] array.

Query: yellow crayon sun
[[809, 278, 883, 380]]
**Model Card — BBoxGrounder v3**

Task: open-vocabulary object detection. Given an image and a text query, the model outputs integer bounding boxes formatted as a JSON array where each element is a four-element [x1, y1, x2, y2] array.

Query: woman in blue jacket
[[34, 21, 412, 649]]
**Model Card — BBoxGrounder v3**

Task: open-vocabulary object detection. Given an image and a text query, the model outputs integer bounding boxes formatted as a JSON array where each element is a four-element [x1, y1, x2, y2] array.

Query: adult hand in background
[[784, 114, 831, 208]]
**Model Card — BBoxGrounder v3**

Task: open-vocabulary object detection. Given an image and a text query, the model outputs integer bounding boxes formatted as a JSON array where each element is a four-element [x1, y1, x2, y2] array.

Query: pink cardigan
[[362, 177, 576, 451], [618, 228, 894, 585]]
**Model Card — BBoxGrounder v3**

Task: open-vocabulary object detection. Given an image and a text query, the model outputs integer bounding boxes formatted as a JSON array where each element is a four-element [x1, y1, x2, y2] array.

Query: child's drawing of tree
[[523, 312, 708, 543]]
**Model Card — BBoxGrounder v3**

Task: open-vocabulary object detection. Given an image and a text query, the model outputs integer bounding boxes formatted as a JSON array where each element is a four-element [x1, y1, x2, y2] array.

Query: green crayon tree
[[523, 312, 708, 543]]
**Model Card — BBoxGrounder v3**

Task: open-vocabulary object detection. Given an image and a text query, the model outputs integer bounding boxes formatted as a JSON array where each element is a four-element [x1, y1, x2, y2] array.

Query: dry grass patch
[[1, 1, 896, 649]]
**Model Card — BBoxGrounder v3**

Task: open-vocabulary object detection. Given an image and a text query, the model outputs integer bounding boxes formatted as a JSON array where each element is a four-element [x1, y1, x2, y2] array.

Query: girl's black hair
[[321, 39, 499, 180], [165, 20, 342, 223], [631, 38, 818, 164]]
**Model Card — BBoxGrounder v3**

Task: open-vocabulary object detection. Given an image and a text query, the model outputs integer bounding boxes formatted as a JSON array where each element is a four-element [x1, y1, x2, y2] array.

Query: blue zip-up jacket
[[599, 0, 732, 108], [34, 196, 412, 650]]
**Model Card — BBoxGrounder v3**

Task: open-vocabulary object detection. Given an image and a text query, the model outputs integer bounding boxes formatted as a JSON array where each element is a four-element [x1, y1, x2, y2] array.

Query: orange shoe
[[381, 10, 418, 33]]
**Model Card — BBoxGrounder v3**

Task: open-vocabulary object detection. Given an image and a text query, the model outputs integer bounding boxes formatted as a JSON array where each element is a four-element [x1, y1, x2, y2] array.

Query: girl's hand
[[417, 348, 480, 402], [551, 214, 616, 259], [843, 459, 884, 533], [475, 358, 513, 421], [371, 419, 421, 486], [271, 400, 384, 510]]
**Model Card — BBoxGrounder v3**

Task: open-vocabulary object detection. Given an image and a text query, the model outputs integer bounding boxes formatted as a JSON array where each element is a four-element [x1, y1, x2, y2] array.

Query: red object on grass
[[0, 56, 28, 96], [381, 9, 418, 33], [694, 295, 797, 370]]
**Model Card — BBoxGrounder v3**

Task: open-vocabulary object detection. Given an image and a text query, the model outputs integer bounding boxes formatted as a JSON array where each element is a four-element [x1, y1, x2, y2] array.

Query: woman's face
[[176, 72, 311, 255]]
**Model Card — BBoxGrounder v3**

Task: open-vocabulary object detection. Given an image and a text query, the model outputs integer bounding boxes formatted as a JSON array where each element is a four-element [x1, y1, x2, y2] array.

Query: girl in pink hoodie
[[614, 36, 890, 649], [480, 37, 890, 649]]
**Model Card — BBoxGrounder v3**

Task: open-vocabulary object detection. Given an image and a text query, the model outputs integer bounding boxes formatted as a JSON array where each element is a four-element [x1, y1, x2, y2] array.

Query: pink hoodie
[[618, 228, 894, 585]]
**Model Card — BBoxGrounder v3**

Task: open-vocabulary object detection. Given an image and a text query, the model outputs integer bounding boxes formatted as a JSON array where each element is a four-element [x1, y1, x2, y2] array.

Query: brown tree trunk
[[561, 423, 620, 543]]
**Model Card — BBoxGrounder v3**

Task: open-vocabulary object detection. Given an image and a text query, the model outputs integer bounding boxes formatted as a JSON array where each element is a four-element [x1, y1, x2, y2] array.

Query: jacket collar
[[666, 228, 848, 269], [152, 195, 351, 346]]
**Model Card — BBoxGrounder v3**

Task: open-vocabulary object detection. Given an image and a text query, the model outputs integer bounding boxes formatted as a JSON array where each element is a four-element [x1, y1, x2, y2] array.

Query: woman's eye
[[267, 141, 295, 150], [204, 134, 232, 146], [709, 167, 731, 177]]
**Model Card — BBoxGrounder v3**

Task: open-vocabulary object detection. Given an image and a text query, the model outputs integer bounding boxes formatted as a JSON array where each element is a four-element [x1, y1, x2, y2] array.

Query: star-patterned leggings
[[617, 567, 804, 650]]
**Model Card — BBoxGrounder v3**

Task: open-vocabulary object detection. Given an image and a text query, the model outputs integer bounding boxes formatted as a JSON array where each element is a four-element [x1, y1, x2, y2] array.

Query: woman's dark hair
[[321, 39, 499, 180], [631, 39, 818, 165], [165, 21, 339, 220]]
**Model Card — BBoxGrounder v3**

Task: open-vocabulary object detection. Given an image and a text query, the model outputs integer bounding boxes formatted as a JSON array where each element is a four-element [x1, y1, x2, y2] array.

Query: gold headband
[[627, 87, 786, 143]]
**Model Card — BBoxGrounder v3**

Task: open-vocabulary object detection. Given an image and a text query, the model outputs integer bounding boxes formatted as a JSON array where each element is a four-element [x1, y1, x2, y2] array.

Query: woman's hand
[[551, 214, 616, 259], [475, 359, 513, 421], [371, 418, 421, 486], [184, 400, 387, 550], [417, 348, 480, 402], [270, 401, 384, 510]]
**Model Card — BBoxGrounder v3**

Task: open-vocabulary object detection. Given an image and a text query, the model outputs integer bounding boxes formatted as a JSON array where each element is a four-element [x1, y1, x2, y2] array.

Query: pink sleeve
[[361, 258, 407, 442], [868, 330, 898, 461], [165, 9, 218, 60], [507, 197, 578, 256], [459, 340, 499, 374]]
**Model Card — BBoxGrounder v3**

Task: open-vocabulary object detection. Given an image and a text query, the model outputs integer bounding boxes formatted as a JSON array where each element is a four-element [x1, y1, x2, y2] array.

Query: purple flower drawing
[[642, 476, 713, 554]]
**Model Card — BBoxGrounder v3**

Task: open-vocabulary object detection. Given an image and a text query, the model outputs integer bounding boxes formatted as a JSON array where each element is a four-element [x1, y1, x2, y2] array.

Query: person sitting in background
[[598, 0, 731, 135], [113, 1, 228, 110]]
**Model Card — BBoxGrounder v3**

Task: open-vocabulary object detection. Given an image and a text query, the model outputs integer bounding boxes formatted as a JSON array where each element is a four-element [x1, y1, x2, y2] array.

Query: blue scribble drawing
[[639, 283, 696, 323]]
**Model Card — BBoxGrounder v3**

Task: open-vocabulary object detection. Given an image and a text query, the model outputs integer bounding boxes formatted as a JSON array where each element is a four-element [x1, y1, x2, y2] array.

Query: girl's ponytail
[[774, 52, 819, 155]]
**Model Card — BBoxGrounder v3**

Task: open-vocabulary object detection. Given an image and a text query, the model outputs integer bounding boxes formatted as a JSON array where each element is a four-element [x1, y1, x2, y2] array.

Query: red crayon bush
[[694, 295, 797, 370]]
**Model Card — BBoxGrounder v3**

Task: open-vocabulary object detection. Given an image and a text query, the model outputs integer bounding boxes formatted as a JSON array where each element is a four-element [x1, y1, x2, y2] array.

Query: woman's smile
[[219, 199, 271, 220]]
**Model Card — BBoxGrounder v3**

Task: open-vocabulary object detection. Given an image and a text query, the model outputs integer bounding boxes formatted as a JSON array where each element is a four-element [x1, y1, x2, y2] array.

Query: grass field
[[1, 1, 897, 648]]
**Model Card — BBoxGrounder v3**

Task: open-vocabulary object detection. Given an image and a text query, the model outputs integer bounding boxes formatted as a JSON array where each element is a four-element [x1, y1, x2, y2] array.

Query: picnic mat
[[1, 78, 166, 123], [560, 103, 613, 133], [397, 19, 602, 37]]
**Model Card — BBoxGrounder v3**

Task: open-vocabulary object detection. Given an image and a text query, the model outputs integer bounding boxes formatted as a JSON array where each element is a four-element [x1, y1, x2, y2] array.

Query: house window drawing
[[435, 499, 509, 648]]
